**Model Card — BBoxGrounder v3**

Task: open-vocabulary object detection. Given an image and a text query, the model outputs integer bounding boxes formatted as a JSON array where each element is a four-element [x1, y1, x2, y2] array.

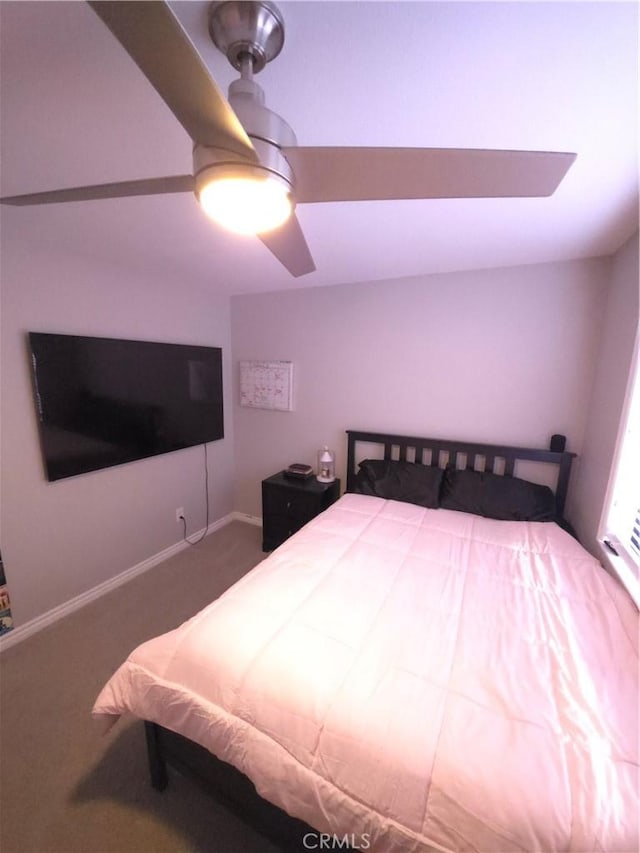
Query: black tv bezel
[[28, 331, 224, 482]]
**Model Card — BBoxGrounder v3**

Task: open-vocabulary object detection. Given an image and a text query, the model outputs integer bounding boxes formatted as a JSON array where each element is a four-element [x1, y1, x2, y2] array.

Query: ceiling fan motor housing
[[193, 76, 297, 202]]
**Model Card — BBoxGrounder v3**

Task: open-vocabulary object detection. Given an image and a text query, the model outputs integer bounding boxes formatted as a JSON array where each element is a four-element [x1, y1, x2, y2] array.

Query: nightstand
[[261, 472, 341, 552]]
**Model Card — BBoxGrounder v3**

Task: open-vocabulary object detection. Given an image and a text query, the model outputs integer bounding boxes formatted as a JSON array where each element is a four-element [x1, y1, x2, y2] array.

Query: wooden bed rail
[[346, 430, 576, 520], [144, 721, 316, 850]]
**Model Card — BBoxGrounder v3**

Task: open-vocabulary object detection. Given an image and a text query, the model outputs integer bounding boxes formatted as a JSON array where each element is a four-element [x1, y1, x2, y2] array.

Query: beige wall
[[0, 223, 235, 627], [231, 258, 610, 520], [569, 232, 639, 554]]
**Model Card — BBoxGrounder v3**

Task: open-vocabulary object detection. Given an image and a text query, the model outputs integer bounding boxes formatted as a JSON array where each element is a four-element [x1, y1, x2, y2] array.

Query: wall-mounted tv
[[28, 332, 224, 482]]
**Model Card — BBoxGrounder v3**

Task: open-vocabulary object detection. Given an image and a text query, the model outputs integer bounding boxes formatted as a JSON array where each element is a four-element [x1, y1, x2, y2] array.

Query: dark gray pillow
[[354, 459, 443, 508], [440, 467, 556, 521]]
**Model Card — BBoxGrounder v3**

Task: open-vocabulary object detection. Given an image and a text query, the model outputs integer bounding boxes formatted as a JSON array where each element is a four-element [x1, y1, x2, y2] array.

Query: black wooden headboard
[[346, 430, 576, 520]]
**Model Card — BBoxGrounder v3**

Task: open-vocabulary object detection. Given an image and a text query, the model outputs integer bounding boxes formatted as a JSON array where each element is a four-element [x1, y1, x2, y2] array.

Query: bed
[[93, 430, 639, 852]]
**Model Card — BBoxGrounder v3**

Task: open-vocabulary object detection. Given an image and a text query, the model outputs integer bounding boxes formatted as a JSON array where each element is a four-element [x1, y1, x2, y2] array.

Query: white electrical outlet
[[176, 507, 184, 523]]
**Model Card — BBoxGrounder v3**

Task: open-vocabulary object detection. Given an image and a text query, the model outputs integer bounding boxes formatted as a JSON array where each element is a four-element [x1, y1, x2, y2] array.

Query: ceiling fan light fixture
[[197, 165, 293, 235]]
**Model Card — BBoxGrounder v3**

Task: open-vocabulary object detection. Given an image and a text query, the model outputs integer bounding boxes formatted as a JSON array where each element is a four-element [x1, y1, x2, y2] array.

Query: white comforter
[[93, 494, 639, 852]]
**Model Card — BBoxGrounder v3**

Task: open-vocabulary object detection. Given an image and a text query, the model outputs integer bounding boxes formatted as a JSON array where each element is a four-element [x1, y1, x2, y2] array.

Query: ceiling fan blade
[[87, 1, 257, 162], [259, 214, 316, 277], [0, 175, 195, 206], [284, 147, 577, 203]]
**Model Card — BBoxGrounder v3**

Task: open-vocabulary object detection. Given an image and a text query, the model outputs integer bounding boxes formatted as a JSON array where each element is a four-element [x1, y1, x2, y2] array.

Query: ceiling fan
[[0, 1, 577, 277]]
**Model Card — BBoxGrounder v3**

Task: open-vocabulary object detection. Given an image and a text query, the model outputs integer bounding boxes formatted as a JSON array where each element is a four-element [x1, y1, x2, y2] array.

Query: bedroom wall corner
[[569, 231, 639, 557], [0, 226, 236, 628]]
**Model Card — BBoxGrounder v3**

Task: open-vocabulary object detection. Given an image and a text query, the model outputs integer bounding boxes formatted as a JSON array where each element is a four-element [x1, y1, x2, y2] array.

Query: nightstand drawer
[[262, 514, 306, 549], [263, 487, 318, 521], [261, 471, 341, 552]]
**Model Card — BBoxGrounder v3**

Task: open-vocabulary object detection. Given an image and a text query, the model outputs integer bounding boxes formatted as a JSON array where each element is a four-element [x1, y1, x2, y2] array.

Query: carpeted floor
[[0, 520, 288, 853]]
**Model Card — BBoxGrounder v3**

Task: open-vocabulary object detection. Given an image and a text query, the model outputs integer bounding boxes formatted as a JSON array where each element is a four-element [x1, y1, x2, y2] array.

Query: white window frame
[[598, 329, 640, 608]]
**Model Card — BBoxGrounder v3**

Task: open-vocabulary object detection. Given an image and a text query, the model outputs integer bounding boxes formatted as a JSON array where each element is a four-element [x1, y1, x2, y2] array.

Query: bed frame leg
[[144, 721, 168, 791]]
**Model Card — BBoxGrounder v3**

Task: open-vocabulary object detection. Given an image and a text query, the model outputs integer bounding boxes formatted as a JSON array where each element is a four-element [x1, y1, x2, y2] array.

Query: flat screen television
[[28, 332, 224, 481]]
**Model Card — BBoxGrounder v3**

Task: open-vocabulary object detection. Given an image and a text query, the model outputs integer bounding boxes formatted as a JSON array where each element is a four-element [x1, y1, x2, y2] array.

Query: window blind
[[600, 332, 640, 597], [630, 508, 640, 560]]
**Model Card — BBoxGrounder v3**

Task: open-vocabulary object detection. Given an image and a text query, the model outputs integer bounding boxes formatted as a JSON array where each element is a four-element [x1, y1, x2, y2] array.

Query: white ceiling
[[1, 1, 638, 296]]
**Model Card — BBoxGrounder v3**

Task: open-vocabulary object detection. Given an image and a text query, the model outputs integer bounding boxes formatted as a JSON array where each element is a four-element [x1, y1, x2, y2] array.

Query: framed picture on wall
[[239, 360, 294, 412]]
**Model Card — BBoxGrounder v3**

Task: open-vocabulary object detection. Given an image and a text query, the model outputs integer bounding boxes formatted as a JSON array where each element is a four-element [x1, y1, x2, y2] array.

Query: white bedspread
[[93, 494, 639, 852]]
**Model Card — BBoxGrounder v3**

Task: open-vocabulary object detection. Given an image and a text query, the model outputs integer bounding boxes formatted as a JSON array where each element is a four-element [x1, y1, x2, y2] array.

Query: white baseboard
[[231, 511, 262, 527], [0, 512, 260, 653]]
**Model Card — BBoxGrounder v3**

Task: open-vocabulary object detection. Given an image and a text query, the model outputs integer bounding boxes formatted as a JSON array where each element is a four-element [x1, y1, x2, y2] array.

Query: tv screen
[[28, 332, 224, 481]]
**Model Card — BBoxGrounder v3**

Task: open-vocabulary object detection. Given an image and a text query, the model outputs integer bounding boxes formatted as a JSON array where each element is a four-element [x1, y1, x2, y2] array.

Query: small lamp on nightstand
[[317, 445, 336, 483]]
